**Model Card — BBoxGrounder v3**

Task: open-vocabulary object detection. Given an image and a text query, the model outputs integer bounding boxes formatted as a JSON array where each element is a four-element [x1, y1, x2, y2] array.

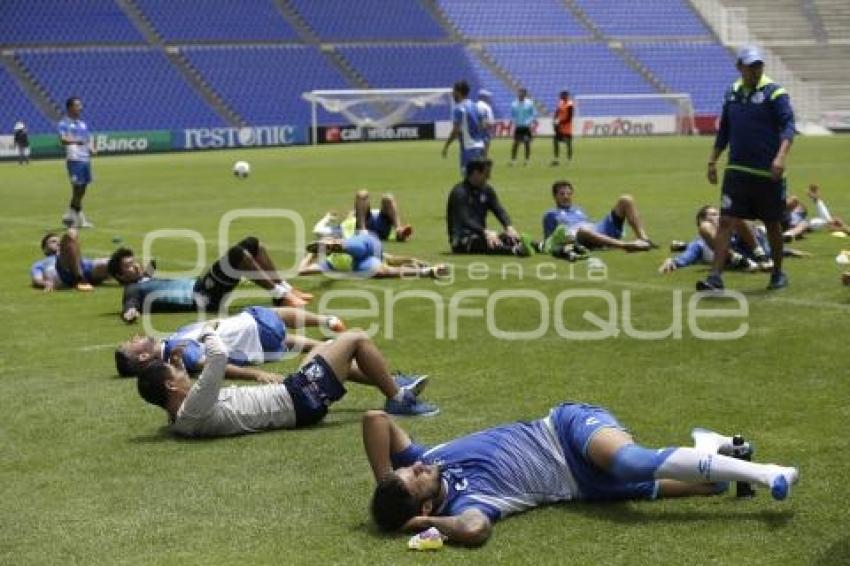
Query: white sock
[[270, 282, 291, 299], [656, 448, 777, 487]]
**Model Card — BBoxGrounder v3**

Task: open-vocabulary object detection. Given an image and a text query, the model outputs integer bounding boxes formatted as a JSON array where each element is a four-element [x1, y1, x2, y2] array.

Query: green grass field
[[1, 136, 849, 565]]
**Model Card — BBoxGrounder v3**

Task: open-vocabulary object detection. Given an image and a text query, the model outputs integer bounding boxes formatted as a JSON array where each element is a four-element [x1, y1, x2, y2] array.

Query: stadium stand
[[627, 43, 736, 114], [575, 0, 712, 38], [16, 48, 226, 130], [0, 0, 144, 46], [181, 45, 351, 126], [0, 65, 53, 133], [437, 0, 589, 39], [134, 0, 300, 43], [289, 0, 446, 41]]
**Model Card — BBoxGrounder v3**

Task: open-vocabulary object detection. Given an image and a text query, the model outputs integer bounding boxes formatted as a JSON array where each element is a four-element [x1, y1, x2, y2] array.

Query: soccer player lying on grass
[[108, 236, 313, 323], [446, 158, 535, 256], [782, 183, 843, 241], [298, 232, 447, 279], [542, 180, 657, 253], [365, 403, 799, 546], [313, 190, 413, 242], [115, 306, 346, 383], [659, 205, 809, 274], [30, 229, 109, 292], [136, 328, 439, 437]]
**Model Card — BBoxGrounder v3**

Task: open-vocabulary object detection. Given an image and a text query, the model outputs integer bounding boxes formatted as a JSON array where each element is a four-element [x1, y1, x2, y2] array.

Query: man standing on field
[[58, 96, 96, 228]]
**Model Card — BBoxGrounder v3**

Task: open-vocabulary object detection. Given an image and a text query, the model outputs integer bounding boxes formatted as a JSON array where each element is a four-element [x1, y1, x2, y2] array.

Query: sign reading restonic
[[317, 123, 434, 144], [578, 115, 676, 137], [178, 125, 306, 150]]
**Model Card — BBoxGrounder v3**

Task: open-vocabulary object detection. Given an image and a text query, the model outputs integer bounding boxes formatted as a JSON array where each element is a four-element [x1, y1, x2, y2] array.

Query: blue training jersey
[[452, 99, 485, 152], [542, 206, 592, 238], [511, 98, 536, 127], [392, 418, 579, 522], [57, 117, 92, 162], [30, 255, 58, 282]]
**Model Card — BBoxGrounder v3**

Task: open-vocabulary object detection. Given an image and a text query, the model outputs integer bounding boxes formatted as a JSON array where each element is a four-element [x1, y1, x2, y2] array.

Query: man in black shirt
[[446, 158, 534, 256]]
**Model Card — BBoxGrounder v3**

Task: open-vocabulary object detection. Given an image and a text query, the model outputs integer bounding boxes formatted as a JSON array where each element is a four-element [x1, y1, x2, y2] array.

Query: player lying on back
[[313, 190, 413, 242], [115, 306, 345, 382], [108, 236, 312, 323], [30, 229, 109, 292], [782, 183, 843, 241], [135, 328, 439, 437], [659, 205, 809, 273], [366, 402, 799, 546], [299, 232, 447, 279]]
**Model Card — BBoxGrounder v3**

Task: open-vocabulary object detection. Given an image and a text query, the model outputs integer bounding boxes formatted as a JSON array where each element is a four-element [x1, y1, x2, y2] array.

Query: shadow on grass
[[562, 500, 794, 529]]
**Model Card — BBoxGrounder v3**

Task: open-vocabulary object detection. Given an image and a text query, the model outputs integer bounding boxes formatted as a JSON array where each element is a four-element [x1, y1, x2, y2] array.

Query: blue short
[[245, 306, 287, 358], [66, 160, 92, 186], [550, 402, 657, 501], [366, 210, 393, 240], [344, 232, 383, 273], [55, 256, 94, 287], [575, 211, 625, 247], [460, 146, 485, 169], [284, 355, 347, 427]]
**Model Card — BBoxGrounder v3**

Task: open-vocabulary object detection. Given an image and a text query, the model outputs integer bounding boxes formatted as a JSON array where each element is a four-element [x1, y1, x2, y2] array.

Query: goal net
[[302, 88, 452, 143], [572, 93, 695, 136]]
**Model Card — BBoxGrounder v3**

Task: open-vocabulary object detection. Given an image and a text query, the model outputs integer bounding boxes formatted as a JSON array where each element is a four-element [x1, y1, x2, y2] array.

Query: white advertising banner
[[0, 135, 18, 158], [436, 115, 676, 139]]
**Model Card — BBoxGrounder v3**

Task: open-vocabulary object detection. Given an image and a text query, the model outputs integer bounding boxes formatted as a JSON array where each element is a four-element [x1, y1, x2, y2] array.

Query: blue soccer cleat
[[385, 391, 440, 417], [393, 372, 429, 397]]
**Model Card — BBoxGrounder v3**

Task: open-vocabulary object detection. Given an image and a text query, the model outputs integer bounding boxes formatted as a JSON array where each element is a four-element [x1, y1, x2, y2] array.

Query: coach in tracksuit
[[698, 46, 795, 292]]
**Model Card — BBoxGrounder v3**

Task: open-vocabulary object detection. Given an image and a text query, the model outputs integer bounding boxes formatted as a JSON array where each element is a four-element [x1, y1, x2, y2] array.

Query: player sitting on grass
[[108, 236, 312, 323], [660, 205, 809, 274], [446, 158, 535, 256], [365, 402, 799, 546], [136, 328, 439, 437], [298, 232, 447, 279], [313, 190, 413, 242], [542, 180, 656, 253], [30, 229, 109, 292], [115, 306, 346, 383]]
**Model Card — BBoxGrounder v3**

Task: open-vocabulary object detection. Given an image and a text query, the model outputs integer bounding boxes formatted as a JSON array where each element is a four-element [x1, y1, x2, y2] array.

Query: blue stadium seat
[[0, 66, 53, 133], [182, 45, 351, 126], [290, 0, 446, 41], [575, 0, 711, 38], [0, 0, 143, 45], [135, 0, 299, 42], [438, 0, 589, 38], [17, 48, 225, 130]]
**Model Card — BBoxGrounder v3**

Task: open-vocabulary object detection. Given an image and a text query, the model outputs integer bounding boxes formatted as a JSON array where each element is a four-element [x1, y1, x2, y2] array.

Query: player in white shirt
[[475, 89, 495, 157], [135, 329, 440, 437], [58, 97, 96, 228]]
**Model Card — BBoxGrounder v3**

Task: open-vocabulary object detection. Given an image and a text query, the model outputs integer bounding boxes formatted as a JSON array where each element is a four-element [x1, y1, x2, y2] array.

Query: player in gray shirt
[[136, 328, 439, 438]]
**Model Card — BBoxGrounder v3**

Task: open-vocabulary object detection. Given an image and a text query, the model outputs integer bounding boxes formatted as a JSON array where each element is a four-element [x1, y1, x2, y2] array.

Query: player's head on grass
[[136, 358, 191, 410], [452, 80, 470, 103], [696, 205, 719, 226], [40, 232, 59, 256], [108, 247, 144, 285], [115, 336, 158, 377], [371, 463, 442, 531], [465, 157, 492, 185], [552, 180, 575, 207]]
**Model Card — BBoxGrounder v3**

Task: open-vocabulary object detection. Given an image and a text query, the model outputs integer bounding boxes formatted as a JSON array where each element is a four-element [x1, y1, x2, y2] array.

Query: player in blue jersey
[[298, 232, 447, 279], [108, 236, 312, 323], [365, 403, 799, 545], [30, 230, 109, 292], [115, 306, 346, 382], [312, 190, 413, 242], [58, 97, 96, 228], [541, 180, 656, 254], [476, 89, 495, 157], [509, 87, 536, 167], [442, 81, 486, 176]]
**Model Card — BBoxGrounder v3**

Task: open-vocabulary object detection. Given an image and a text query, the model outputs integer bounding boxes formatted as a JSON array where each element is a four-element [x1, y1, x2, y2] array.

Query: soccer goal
[[572, 93, 696, 136], [302, 88, 453, 144]]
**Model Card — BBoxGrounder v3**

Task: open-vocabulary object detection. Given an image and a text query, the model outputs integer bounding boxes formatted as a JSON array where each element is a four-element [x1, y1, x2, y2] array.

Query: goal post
[[572, 93, 696, 136], [302, 88, 453, 145]]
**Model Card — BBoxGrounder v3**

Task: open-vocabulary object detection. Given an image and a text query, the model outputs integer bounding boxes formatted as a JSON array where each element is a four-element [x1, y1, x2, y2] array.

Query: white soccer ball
[[232, 160, 251, 178]]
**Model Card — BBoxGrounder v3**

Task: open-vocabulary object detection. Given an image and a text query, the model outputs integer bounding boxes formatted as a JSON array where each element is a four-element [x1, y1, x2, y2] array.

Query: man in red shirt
[[551, 90, 574, 166]]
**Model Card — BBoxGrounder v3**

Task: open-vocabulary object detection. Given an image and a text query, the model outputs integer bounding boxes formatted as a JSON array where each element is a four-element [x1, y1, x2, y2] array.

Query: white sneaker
[[62, 208, 76, 228], [77, 212, 94, 228], [691, 428, 734, 454]]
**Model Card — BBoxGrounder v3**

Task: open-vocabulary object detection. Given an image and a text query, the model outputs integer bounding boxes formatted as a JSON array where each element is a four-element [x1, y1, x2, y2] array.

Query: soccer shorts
[[245, 306, 287, 360], [55, 256, 95, 287], [575, 211, 625, 247], [194, 236, 261, 309], [721, 169, 786, 222], [549, 402, 658, 501], [460, 147, 485, 171], [284, 355, 347, 427], [66, 160, 92, 185], [513, 126, 532, 143], [343, 232, 383, 273], [366, 209, 393, 240]]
